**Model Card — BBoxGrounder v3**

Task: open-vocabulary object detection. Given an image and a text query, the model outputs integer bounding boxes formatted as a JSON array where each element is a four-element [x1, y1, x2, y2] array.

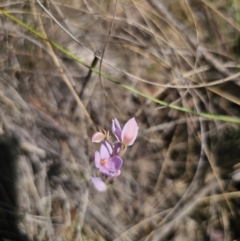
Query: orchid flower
[[91, 117, 138, 191], [94, 141, 123, 177], [91, 177, 107, 192], [112, 117, 139, 146]]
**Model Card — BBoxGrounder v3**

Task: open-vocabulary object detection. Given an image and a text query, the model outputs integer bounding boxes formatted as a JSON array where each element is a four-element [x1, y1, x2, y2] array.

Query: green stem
[[1, 9, 240, 124]]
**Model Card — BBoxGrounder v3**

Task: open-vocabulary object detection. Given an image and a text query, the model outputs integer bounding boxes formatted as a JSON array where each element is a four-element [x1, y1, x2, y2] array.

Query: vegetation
[[1, 0, 240, 240]]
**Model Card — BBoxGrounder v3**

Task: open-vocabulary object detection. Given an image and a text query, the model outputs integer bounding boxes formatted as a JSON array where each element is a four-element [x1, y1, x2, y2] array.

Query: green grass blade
[[1, 8, 240, 124]]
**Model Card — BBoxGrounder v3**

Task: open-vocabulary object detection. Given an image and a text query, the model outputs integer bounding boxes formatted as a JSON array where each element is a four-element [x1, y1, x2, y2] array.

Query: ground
[[0, 1, 240, 240]]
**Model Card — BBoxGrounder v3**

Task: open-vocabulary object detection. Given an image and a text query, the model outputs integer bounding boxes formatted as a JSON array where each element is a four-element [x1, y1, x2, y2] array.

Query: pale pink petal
[[112, 118, 121, 130], [91, 177, 107, 192], [112, 118, 122, 141], [100, 141, 112, 159], [92, 132, 105, 143], [114, 169, 121, 177], [98, 156, 122, 176], [113, 142, 121, 156], [94, 151, 101, 168], [107, 156, 123, 170], [121, 118, 139, 146], [99, 166, 116, 176]]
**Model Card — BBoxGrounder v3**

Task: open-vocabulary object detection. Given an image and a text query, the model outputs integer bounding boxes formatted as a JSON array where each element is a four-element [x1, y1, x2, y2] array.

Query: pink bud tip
[[92, 132, 105, 143]]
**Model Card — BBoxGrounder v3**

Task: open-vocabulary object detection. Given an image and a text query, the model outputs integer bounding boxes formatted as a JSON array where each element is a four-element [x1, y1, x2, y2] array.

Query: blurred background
[[1, 0, 240, 240]]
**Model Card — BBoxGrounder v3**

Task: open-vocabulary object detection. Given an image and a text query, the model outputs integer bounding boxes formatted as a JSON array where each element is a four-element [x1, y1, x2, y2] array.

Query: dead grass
[[1, 0, 240, 240]]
